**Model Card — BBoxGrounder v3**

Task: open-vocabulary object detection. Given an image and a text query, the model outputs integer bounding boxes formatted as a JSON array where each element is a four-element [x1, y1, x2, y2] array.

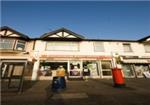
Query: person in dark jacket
[[83, 66, 90, 81]]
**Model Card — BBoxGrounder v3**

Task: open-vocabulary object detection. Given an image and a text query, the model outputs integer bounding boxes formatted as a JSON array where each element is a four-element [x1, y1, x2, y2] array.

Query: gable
[[0, 26, 29, 40], [138, 35, 150, 42], [146, 38, 150, 41], [47, 31, 77, 38], [0, 30, 20, 37], [40, 28, 85, 40]]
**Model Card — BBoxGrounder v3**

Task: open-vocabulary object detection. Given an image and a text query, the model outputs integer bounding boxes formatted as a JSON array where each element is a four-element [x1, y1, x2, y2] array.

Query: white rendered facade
[[0, 26, 150, 80]]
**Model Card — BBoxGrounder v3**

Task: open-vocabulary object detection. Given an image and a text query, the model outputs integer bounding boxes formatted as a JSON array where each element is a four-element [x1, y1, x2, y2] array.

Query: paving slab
[[1, 78, 150, 105], [51, 93, 88, 99]]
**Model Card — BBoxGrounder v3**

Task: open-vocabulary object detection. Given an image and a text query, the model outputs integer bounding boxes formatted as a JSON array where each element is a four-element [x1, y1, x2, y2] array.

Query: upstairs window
[[123, 43, 132, 52], [144, 44, 150, 53], [0, 38, 26, 51], [94, 42, 104, 52], [46, 41, 79, 51], [16, 40, 26, 51], [0, 38, 15, 49]]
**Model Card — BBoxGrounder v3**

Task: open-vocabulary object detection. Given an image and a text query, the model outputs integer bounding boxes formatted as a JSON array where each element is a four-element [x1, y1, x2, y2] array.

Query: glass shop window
[[69, 61, 81, 76], [39, 62, 52, 76], [83, 61, 99, 76], [122, 64, 135, 77], [101, 60, 112, 76], [134, 64, 150, 78]]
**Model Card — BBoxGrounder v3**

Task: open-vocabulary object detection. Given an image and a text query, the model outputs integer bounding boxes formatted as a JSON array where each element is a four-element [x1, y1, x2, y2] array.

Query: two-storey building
[[0, 26, 150, 80]]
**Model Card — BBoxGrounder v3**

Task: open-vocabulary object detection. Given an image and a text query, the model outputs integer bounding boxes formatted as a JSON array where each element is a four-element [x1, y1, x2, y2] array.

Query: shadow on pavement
[[45, 82, 65, 105], [1, 80, 38, 93], [22, 80, 38, 92]]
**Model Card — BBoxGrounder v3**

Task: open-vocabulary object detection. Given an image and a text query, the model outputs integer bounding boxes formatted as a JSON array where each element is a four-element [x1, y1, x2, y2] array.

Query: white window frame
[[15, 40, 26, 51], [101, 60, 112, 77], [144, 44, 150, 53], [94, 42, 105, 52], [123, 43, 132, 52], [45, 41, 79, 51], [0, 38, 15, 49]]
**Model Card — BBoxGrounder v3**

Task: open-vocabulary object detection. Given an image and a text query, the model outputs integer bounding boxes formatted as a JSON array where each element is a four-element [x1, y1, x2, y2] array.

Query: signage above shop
[[122, 59, 150, 64], [40, 55, 112, 60]]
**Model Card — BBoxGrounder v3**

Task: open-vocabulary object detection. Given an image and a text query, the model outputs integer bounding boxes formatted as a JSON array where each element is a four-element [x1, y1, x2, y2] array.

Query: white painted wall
[[33, 40, 150, 57]]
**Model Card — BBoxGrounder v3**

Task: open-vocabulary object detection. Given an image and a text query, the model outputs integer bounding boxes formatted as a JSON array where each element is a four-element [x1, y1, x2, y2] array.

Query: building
[[0, 26, 150, 80]]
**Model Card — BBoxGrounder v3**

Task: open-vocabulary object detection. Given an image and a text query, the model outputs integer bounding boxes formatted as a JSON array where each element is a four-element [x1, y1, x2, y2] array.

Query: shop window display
[[39, 65, 51, 76], [39, 62, 52, 76], [122, 64, 135, 77], [83, 61, 99, 77], [39, 62, 67, 77], [69, 61, 81, 76], [134, 64, 149, 77]]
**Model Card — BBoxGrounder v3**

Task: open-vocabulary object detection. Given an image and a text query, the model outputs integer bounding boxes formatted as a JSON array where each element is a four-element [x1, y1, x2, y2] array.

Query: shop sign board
[[40, 55, 112, 60]]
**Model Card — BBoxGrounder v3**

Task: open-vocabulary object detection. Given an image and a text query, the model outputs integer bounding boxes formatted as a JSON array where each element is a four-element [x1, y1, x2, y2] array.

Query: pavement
[[1, 78, 150, 105]]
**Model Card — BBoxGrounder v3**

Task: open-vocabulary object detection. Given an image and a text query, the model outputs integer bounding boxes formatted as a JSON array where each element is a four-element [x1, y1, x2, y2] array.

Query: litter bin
[[51, 76, 66, 91], [112, 68, 125, 87]]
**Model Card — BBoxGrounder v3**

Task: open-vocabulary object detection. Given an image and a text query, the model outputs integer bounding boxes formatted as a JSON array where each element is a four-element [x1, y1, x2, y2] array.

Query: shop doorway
[[1, 60, 27, 92]]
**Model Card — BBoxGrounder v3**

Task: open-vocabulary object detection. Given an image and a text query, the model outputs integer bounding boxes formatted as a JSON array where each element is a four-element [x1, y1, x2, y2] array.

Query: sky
[[1, 1, 150, 40]]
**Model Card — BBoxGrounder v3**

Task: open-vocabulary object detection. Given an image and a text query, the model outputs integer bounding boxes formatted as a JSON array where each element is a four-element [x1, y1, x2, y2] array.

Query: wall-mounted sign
[[40, 55, 112, 60]]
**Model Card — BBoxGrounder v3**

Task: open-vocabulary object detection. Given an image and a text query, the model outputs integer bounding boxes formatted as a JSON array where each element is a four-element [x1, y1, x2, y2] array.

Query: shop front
[[38, 61, 68, 80], [35, 55, 112, 80], [121, 58, 150, 78]]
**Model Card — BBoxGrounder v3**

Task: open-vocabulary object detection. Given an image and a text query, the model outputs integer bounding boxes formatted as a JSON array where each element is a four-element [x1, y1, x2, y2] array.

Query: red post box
[[112, 68, 125, 87]]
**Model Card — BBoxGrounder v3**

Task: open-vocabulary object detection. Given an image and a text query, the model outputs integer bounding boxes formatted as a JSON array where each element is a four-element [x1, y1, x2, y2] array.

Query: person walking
[[83, 66, 90, 81], [56, 65, 66, 89]]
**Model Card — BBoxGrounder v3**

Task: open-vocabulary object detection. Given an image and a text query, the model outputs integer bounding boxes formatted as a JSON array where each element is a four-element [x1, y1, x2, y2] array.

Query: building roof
[[40, 27, 85, 40], [0, 26, 149, 43], [138, 35, 150, 42], [0, 26, 29, 40], [84, 39, 137, 42]]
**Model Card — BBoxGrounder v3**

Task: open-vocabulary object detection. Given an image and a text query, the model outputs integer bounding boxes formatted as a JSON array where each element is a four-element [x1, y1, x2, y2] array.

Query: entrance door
[[1, 61, 26, 92], [1, 62, 25, 79], [101, 60, 112, 78]]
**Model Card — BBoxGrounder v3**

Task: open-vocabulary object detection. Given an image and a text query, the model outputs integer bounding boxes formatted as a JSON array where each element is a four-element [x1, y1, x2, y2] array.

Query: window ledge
[[0, 49, 25, 53]]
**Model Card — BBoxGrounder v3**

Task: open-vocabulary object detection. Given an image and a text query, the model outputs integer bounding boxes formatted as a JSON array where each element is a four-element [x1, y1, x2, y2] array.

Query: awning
[[122, 59, 150, 64]]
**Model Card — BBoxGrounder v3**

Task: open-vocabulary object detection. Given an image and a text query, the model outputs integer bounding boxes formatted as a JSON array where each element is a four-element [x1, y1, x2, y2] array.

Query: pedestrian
[[56, 65, 66, 89], [56, 65, 66, 77], [83, 66, 90, 81]]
